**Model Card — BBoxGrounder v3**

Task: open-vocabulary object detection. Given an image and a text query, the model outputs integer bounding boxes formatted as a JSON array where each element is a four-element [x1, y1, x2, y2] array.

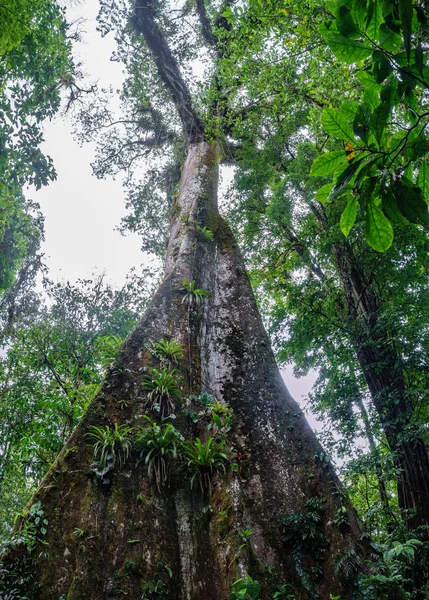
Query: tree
[[1, 2, 365, 598], [207, 0, 429, 533]]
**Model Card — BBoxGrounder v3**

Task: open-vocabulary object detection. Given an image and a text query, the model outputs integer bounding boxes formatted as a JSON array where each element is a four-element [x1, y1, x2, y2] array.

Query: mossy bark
[[2, 142, 365, 599]]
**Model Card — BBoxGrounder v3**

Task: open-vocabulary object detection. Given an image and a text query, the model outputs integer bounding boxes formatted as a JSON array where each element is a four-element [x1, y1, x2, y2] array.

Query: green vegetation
[[230, 575, 260, 600], [142, 368, 183, 418], [0, 0, 73, 302], [0, 502, 48, 597], [183, 437, 233, 494], [149, 339, 185, 365], [181, 279, 209, 309], [2, 0, 429, 597], [279, 498, 328, 598], [312, 0, 429, 251], [87, 423, 133, 480], [0, 274, 151, 534], [135, 417, 184, 492], [140, 558, 173, 599]]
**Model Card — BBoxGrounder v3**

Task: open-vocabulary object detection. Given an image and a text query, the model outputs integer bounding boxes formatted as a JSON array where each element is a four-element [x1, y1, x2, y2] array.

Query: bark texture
[[2, 142, 364, 599]]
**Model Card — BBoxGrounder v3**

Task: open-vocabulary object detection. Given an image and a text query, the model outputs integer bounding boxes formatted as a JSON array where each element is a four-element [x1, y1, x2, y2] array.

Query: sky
[[33, 0, 320, 424], [33, 0, 144, 287]]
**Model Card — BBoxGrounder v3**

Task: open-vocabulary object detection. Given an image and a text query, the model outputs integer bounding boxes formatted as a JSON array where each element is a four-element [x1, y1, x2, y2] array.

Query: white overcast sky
[[33, 0, 144, 287], [32, 0, 319, 418]]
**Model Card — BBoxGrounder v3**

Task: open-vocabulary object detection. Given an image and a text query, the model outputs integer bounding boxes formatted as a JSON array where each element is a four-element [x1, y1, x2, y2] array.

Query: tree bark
[[1, 142, 365, 599]]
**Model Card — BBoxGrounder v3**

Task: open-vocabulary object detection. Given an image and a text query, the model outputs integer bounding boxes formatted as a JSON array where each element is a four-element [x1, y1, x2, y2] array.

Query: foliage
[[142, 367, 183, 418], [140, 558, 173, 600], [229, 575, 260, 600], [0, 273, 151, 535], [149, 338, 184, 365], [0, 0, 75, 299], [206, 400, 233, 434], [0, 502, 48, 596], [312, 0, 429, 251], [279, 497, 328, 598], [180, 279, 209, 309], [183, 437, 232, 494], [135, 417, 184, 492], [357, 536, 427, 599], [86, 423, 133, 480], [196, 225, 214, 242]]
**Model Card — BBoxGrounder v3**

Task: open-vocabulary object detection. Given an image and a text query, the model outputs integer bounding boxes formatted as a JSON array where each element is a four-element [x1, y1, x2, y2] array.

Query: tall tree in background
[[210, 0, 429, 532], [1, 2, 366, 598]]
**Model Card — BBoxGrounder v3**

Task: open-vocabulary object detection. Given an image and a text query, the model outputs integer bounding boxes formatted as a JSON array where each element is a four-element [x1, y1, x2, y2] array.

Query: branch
[[196, 0, 218, 49], [132, 1, 204, 143]]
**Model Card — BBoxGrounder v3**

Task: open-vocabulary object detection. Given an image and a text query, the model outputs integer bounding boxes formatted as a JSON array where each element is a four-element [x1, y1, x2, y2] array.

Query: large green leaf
[[340, 195, 358, 236], [332, 156, 367, 199], [325, 33, 372, 63], [341, 101, 359, 122], [394, 180, 429, 227], [398, 0, 413, 61], [378, 23, 402, 53], [353, 104, 372, 143], [365, 200, 394, 251], [322, 108, 355, 142], [316, 182, 334, 203], [417, 161, 429, 203], [352, 0, 368, 29], [370, 102, 391, 147], [311, 151, 347, 176], [336, 5, 360, 37], [381, 188, 405, 223], [365, 0, 384, 40]]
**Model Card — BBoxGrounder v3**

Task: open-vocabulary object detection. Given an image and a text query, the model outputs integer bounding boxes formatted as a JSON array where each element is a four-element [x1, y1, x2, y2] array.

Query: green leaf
[[399, 0, 413, 61], [352, 0, 368, 29], [394, 180, 429, 227], [311, 151, 347, 176], [372, 52, 393, 82], [381, 188, 404, 223], [378, 23, 402, 53], [246, 580, 260, 599], [322, 108, 355, 142], [417, 161, 429, 202], [325, 33, 372, 63], [356, 71, 382, 93], [340, 195, 358, 236], [332, 156, 367, 199], [365, 200, 394, 251], [365, 0, 384, 39], [404, 137, 428, 161], [370, 102, 391, 147], [353, 104, 372, 143], [341, 101, 359, 121], [336, 6, 360, 37], [316, 182, 334, 203]]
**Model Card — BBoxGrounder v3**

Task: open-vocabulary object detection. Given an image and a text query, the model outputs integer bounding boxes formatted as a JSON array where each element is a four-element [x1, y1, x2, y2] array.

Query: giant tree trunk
[[2, 142, 364, 599]]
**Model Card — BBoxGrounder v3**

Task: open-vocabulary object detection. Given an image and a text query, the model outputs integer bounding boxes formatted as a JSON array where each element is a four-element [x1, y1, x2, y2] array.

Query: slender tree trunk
[[332, 240, 429, 529], [2, 142, 365, 599], [356, 395, 394, 521]]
